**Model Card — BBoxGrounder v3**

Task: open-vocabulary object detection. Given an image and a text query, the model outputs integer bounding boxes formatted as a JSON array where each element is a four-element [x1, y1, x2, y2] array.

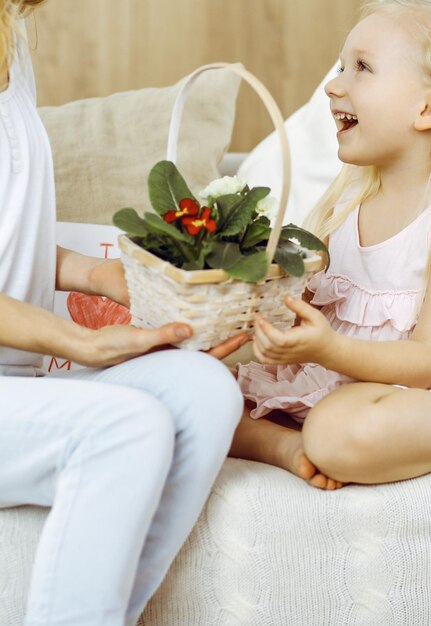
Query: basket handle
[[166, 62, 290, 266]]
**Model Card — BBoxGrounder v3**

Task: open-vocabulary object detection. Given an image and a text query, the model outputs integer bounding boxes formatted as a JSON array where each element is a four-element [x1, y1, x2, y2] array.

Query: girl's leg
[[228, 403, 343, 490], [0, 376, 177, 626], [302, 382, 431, 485], [61, 350, 243, 623]]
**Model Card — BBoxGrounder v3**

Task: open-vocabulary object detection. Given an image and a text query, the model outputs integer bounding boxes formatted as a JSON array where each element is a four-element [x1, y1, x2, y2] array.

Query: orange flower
[[163, 198, 200, 223], [182, 206, 217, 236]]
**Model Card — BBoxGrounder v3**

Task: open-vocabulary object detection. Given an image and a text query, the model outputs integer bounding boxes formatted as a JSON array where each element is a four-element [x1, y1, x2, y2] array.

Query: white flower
[[199, 175, 247, 199], [255, 195, 278, 222]]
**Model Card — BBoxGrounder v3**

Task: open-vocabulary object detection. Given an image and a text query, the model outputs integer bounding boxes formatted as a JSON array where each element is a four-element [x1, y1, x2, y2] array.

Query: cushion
[[238, 62, 342, 227], [38, 68, 241, 224]]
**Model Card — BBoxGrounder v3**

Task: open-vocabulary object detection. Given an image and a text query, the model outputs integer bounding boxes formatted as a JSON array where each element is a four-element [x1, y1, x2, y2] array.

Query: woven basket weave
[[119, 63, 322, 350]]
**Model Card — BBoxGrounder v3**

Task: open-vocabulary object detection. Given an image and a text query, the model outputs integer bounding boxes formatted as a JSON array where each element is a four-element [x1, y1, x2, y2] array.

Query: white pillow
[[238, 63, 342, 227]]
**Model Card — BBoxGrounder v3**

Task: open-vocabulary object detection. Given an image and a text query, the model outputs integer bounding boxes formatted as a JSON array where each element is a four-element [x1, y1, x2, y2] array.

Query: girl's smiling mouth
[[333, 111, 359, 134]]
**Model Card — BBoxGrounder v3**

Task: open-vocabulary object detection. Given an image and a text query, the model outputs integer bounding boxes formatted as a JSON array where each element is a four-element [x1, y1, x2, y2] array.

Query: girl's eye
[[336, 65, 344, 75], [355, 59, 368, 72]]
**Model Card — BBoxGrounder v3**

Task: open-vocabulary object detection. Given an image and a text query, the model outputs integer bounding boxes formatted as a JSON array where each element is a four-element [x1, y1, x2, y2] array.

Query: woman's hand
[[88, 258, 130, 307], [56, 248, 130, 307], [76, 322, 193, 367], [253, 296, 335, 365], [206, 332, 251, 360], [78, 323, 250, 368]]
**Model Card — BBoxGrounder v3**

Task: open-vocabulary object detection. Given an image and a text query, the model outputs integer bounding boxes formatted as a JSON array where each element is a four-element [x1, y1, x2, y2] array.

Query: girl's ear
[[415, 91, 431, 131]]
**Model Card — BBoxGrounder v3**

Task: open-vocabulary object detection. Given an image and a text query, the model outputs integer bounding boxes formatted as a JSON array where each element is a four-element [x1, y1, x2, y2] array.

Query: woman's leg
[[302, 382, 431, 485], [62, 350, 243, 623], [0, 376, 177, 626], [228, 403, 343, 490]]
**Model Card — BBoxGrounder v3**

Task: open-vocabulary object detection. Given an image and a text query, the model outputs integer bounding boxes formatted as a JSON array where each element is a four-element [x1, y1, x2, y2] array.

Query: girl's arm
[[253, 290, 431, 389]]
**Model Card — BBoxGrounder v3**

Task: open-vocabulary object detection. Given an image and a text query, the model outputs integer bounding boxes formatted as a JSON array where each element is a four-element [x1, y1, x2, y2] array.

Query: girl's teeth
[[334, 113, 358, 121]]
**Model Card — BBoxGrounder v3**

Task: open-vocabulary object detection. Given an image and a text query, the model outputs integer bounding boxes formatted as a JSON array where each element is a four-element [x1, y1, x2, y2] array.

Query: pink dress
[[237, 195, 431, 422]]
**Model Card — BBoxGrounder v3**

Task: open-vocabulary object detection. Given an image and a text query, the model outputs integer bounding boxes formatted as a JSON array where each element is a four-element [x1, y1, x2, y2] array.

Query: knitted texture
[[2, 460, 431, 625]]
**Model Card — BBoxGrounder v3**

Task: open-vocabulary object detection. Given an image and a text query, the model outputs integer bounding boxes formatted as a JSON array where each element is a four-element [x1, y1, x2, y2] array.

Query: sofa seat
[[2, 458, 431, 625]]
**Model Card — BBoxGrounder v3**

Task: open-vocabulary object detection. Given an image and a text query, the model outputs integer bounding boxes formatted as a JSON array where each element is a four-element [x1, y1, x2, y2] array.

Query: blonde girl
[[230, 0, 431, 491], [0, 2, 248, 624]]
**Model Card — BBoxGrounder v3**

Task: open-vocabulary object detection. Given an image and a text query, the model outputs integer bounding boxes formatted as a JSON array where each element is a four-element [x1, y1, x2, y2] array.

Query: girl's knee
[[302, 396, 385, 478]]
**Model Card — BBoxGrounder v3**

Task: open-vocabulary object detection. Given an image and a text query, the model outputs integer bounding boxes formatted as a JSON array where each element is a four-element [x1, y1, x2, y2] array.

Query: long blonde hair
[[0, 0, 45, 74], [303, 0, 431, 241]]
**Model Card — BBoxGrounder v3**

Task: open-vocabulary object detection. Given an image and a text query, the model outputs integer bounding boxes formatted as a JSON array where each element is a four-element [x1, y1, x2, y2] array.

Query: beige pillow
[[38, 68, 241, 224]]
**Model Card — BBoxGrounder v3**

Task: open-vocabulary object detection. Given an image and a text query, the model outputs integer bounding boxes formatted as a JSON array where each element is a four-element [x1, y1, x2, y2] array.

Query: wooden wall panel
[[29, 0, 362, 151]]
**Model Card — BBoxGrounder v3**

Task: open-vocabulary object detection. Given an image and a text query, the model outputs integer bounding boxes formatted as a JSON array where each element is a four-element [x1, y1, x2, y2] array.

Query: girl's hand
[[253, 296, 334, 365]]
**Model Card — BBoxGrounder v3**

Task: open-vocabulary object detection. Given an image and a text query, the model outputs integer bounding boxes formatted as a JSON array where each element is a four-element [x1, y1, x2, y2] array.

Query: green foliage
[[113, 161, 329, 284], [274, 244, 305, 277], [148, 160, 197, 216], [113, 208, 148, 237]]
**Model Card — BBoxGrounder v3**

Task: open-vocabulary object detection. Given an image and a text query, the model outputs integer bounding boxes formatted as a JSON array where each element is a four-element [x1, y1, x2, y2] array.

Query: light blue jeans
[[0, 350, 243, 626]]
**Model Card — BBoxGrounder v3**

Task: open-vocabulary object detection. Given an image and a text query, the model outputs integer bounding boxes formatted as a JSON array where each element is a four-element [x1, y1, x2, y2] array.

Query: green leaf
[[221, 187, 271, 237], [225, 250, 269, 283], [148, 160, 197, 216], [205, 242, 242, 270], [113, 208, 149, 237], [144, 213, 194, 244], [182, 257, 205, 271], [241, 217, 271, 249], [214, 194, 243, 228], [274, 246, 305, 277], [280, 224, 329, 260]]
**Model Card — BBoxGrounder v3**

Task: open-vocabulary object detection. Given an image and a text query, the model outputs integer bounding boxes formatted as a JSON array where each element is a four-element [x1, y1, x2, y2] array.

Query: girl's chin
[[337, 149, 370, 167]]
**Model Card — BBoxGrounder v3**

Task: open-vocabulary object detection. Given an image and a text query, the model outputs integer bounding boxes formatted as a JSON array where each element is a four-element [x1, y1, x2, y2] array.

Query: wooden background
[[29, 0, 362, 151]]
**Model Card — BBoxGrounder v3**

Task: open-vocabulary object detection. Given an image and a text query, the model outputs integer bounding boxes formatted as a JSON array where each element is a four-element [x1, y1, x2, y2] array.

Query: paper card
[[44, 222, 124, 373]]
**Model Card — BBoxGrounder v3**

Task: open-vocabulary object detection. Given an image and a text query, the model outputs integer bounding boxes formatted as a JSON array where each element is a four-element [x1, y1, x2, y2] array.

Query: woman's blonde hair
[[0, 0, 45, 74], [303, 0, 431, 241]]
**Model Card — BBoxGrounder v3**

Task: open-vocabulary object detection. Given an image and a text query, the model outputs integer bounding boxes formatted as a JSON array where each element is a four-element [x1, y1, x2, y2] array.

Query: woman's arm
[[56, 246, 129, 307], [55, 246, 250, 359], [253, 289, 431, 389], [0, 292, 193, 368]]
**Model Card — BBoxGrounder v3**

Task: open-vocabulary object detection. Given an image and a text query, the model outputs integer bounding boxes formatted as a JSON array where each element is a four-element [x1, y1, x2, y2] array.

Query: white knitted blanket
[[2, 459, 431, 625]]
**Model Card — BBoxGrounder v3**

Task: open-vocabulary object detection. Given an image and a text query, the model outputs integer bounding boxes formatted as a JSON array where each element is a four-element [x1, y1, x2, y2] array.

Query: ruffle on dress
[[237, 271, 420, 422], [237, 361, 353, 422], [308, 271, 419, 333]]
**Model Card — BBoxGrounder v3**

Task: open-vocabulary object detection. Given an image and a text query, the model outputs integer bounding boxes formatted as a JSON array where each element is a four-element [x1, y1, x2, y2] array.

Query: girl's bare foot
[[308, 473, 344, 491], [276, 429, 344, 490]]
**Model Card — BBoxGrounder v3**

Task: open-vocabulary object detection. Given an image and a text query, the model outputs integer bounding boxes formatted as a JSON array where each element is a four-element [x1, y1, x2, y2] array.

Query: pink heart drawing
[[67, 292, 131, 330]]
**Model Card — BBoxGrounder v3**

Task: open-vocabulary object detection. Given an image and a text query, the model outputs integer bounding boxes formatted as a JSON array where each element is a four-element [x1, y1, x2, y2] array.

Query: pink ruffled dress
[[237, 194, 431, 422]]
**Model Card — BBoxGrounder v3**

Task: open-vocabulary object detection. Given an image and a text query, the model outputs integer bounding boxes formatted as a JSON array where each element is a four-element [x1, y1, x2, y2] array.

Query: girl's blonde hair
[[303, 0, 431, 241], [0, 0, 45, 74]]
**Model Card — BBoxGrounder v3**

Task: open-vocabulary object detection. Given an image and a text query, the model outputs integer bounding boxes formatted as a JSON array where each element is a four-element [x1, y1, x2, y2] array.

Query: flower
[[182, 205, 217, 235], [255, 195, 278, 222], [200, 175, 247, 199], [113, 160, 329, 283], [163, 197, 199, 223]]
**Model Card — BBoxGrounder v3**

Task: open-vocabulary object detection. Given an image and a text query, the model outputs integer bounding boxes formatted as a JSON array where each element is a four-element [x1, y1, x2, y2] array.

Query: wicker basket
[[119, 63, 322, 350]]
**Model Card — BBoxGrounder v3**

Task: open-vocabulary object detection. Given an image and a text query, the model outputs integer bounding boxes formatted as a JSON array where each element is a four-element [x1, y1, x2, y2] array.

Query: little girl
[[230, 0, 431, 491], [0, 2, 246, 625]]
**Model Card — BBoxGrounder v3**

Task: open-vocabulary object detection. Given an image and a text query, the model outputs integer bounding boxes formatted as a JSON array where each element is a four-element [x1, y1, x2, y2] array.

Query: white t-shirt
[[0, 29, 56, 376]]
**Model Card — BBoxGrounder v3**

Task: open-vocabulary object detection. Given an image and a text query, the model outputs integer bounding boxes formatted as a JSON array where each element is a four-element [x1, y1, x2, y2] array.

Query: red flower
[[182, 206, 217, 236], [164, 198, 199, 224]]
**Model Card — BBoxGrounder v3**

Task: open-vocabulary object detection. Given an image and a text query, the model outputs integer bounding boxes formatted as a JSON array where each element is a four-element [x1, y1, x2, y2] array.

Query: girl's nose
[[324, 71, 345, 98]]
